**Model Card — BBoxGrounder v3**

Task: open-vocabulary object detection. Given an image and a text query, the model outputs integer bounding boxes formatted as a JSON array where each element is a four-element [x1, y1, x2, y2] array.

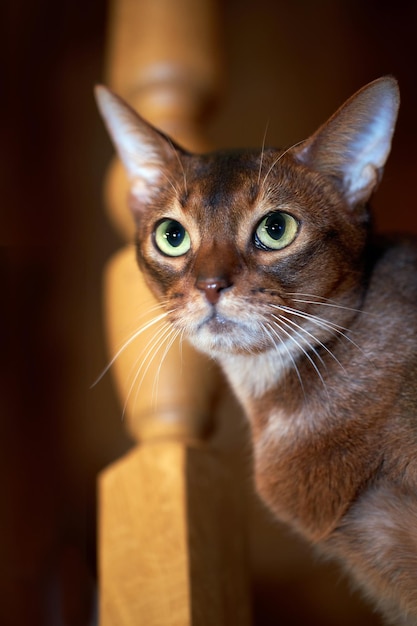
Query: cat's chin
[[186, 313, 268, 357], [200, 312, 236, 333]]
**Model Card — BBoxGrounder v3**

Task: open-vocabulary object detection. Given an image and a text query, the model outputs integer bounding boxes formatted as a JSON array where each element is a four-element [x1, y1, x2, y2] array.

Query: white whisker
[[160, 170, 181, 197], [122, 321, 175, 420], [261, 139, 305, 190], [264, 322, 306, 397], [167, 137, 188, 196], [257, 120, 270, 187], [272, 312, 346, 373], [152, 326, 183, 406], [269, 302, 367, 363], [270, 317, 327, 390], [272, 313, 326, 368], [91, 308, 171, 387], [270, 303, 350, 335], [289, 292, 374, 316]]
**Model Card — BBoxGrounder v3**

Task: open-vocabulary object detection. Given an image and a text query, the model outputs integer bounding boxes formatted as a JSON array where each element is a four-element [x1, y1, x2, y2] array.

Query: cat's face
[[95, 77, 399, 359], [132, 147, 368, 357]]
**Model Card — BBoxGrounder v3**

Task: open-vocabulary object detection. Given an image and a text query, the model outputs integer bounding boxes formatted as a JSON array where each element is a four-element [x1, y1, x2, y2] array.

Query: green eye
[[254, 211, 299, 250], [154, 219, 191, 257]]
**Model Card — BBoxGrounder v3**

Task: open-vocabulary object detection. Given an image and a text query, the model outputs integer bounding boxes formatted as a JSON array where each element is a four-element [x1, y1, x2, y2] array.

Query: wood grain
[[98, 0, 251, 623], [99, 443, 251, 625]]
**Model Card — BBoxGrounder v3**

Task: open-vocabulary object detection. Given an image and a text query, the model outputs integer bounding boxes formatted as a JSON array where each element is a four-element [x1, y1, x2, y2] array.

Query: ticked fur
[[96, 78, 417, 624]]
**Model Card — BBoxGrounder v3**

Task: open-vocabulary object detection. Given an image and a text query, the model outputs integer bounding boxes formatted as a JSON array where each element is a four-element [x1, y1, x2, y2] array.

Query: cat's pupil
[[154, 218, 191, 257], [254, 211, 298, 251], [265, 213, 285, 240], [165, 220, 185, 247]]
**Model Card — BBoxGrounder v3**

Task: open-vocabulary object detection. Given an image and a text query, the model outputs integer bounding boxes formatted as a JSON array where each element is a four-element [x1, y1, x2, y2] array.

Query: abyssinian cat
[[96, 77, 417, 625]]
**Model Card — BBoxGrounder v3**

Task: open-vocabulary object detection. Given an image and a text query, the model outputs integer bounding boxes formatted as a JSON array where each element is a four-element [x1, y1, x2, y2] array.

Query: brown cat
[[96, 77, 417, 625]]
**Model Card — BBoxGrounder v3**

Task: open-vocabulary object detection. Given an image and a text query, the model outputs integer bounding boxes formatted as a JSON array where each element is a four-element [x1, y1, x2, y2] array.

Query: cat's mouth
[[188, 307, 268, 356], [199, 310, 235, 332]]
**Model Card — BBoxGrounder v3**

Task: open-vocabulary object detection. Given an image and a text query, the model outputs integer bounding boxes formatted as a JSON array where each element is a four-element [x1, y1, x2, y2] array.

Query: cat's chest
[[221, 348, 333, 439], [219, 348, 294, 410]]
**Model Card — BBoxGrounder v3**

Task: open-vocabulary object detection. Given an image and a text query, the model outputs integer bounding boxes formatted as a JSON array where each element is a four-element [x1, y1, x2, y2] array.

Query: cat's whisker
[[122, 321, 175, 421], [260, 139, 305, 191], [160, 170, 182, 198], [178, 328, 186, 364], [264, 322, 306, 397], [151, 326, 183, 407], [269, 316, 327, 390], [91, 309, 171, 387], [290, 306, 366, 356], [270, 303, 351, 336], [257, 120, 270, 187], [289, 292, 376, 317], [121, 320, 173, 406], [273, 303, 372, 366], [167, 137, 188, 196], [271, 313, 327, 369], [272, 312, 346, 374]]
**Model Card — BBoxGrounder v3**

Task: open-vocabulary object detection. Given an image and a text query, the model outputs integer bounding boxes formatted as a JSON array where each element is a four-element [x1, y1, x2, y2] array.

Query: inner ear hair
[[292, 77, 400, 207]]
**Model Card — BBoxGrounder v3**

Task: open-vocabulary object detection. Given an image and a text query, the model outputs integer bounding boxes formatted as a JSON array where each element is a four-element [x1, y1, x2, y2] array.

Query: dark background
[[3, 1, 417, 624]]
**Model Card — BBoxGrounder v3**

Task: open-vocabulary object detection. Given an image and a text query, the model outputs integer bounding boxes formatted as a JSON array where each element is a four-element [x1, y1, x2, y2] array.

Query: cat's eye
[[154, 219, 191, 257], [254, 211, 299, 251]]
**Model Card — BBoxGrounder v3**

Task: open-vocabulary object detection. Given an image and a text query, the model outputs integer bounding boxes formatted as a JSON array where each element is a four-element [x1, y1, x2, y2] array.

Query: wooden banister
[[102, 248, 219, 443], [104, 0, 223, 241], [98, 1, 251, 624]]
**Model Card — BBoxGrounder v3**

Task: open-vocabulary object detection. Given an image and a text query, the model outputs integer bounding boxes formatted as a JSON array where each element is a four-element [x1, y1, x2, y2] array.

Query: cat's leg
[[324, 484, 417, 626]]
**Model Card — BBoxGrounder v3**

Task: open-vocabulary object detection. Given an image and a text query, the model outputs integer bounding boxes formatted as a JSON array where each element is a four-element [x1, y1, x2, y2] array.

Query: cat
[[95, 77, 417, 625]]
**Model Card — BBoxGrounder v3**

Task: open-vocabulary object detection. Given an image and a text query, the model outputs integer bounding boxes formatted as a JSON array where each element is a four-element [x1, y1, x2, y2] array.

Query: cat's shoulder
[[368, 234, 417, 304], [372, 234, 417, 272]]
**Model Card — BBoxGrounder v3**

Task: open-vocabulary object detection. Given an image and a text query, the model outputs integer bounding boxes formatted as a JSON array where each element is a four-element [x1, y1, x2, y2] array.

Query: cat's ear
[[292, 77, 400, 207], [95, 85, 178, 205]]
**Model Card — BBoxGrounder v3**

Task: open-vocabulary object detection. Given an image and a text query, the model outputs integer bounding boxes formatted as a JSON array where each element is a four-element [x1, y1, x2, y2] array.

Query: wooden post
[[99, 443, 249, 626], [98, 1, 251, 624], [104, 0, 223, 241]]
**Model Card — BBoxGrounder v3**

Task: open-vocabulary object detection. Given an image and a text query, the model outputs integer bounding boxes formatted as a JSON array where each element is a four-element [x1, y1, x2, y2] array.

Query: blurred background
[[3, 0, 417, 624]]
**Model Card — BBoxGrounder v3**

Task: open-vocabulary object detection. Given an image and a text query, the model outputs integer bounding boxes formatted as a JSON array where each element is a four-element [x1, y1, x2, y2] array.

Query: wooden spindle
[[98, 0, 251, 623], [103, 248, 221, 443], [104, 0, 223, 241]]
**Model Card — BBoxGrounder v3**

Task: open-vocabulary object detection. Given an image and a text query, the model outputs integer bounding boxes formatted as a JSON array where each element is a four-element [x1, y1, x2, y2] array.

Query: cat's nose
[[195, 277, 231, 305]]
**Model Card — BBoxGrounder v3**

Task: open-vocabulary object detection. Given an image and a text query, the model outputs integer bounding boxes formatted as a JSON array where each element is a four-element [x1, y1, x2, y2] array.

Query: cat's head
[[95, 78, 399, 358]]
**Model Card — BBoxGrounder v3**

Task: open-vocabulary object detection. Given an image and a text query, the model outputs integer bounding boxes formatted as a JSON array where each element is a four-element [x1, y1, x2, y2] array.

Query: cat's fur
[[96, 77, 417, 625]]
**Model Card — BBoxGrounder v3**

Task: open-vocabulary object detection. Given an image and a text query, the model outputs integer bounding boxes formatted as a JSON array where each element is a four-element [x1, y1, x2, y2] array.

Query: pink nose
[[195, 277, 230, 305]]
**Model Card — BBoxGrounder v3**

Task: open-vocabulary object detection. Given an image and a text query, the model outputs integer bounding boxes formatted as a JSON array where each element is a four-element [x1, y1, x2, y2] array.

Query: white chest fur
[[219, 347, 293, 406]]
